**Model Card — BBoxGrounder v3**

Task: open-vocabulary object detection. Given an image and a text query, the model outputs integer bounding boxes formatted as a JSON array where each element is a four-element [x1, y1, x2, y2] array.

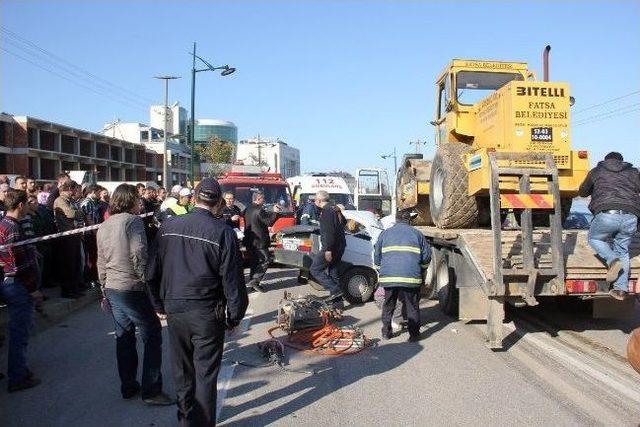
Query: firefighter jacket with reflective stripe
[[373, 221, 431, 288]]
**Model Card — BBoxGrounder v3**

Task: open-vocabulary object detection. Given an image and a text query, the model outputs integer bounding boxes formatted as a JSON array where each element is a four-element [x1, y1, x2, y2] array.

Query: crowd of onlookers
[[0, 173, 176, 299]]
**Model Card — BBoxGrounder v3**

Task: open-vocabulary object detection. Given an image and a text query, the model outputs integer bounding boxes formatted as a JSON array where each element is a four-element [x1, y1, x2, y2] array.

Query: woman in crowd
[[96, 184, 172, 406]]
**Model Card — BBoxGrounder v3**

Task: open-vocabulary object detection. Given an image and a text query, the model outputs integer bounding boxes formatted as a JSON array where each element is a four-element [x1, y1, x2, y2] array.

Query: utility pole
[[155, 75, 180, 190], [409, 139, 426, 154], [190, 42, 197, 186]]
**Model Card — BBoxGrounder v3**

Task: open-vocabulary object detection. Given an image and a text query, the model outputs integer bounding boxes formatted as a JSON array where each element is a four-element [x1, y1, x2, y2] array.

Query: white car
[[274, 210, 384, 303]]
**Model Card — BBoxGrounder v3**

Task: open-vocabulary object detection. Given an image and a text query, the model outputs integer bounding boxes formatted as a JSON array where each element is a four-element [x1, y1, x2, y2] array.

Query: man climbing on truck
[[579, 151, 640, 300]]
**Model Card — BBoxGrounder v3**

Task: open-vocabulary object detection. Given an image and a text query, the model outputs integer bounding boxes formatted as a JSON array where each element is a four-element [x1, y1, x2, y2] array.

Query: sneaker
[[607, 258, 623, 283], [143, 392, 175, 406], [608, 289, 626, 301], [391, 320, 403, 334], [8, 377, 41, 393]]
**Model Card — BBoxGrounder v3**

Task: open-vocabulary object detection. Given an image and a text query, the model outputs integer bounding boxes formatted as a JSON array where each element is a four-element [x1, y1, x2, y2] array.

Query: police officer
[[243, 190, 280, 292], [374, 209, 431, 342], [221, 191, 242, 229], [309, 190, 347, 307], [147, 178, 248, 427]]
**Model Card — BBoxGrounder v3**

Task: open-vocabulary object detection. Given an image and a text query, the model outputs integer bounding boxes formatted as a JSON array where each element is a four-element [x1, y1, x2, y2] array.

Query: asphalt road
[[1, 268, 639, 426]]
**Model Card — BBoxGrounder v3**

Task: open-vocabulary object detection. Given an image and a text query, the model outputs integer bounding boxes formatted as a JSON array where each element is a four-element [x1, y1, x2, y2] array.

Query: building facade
[[194, 119, 238, 145], [149, 103, 187, 137], [235, 137, 300, 178], [102, 120, 191, 185], [1, 114, 148, 182]]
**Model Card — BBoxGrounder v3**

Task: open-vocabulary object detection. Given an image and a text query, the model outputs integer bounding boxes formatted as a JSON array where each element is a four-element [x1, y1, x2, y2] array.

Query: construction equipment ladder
[[486, 152, 565, 347]]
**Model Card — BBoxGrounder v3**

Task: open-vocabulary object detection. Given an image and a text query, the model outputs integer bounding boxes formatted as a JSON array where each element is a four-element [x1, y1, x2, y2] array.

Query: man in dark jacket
[[45, 172, 70, 211], [221, 191, 242, 229], [243, 191, 280, 292], [147, 178, 248, 427], [309, 190, 347, 307], [579, 152, 640, 300]]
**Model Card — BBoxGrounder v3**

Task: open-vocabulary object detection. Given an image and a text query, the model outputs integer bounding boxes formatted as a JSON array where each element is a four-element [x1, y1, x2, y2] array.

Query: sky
[[1, 0, 639, 174]]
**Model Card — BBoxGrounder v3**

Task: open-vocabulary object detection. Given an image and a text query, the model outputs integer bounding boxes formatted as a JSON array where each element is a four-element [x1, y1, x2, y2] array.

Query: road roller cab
[[427, 58, 590, 228]]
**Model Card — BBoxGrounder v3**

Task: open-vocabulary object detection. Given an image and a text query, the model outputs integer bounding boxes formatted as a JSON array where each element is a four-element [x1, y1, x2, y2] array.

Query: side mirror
[[569, 96, 576, 106], [429, 120, 438, 126]]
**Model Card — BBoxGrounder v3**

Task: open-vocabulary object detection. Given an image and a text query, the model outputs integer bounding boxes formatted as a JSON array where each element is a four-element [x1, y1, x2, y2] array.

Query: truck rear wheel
[[430, 142, 478, 229], [436, 256, 458, 316]]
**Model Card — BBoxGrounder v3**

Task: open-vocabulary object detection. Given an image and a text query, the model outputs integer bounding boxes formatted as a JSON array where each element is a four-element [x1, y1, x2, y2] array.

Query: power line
[[573, 102, 640, 125], [1, 31, 149, 108], [0, 26, 153, 107], [574, 107, 640, 127], [572, 90, 640, 115], [1, 46, 145, 111]]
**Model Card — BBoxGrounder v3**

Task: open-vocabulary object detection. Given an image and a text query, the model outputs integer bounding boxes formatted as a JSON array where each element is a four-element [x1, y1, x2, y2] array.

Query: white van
[[287, 174, 354, 210]]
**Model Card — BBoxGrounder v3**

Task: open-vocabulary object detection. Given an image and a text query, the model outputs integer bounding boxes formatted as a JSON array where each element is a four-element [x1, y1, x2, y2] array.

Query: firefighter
[[374, 209, 431, 342]]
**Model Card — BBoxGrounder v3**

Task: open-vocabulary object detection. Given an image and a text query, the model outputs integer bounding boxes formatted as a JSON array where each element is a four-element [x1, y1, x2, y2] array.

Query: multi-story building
[[102, 120, 191, 185], [236, 136, 300, 178], [194, 119, 238, 145], [149, 103, 188, 137], [0, 114, 150, 182]]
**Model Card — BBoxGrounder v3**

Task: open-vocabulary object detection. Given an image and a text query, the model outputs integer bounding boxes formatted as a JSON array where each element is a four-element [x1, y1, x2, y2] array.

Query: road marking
[[503, 322, 640, 404], [216, 292, 258, 420]]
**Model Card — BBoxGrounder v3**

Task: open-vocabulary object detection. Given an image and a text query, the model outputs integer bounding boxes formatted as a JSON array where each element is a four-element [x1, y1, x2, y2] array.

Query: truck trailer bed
[[416, 227, 640, 283]]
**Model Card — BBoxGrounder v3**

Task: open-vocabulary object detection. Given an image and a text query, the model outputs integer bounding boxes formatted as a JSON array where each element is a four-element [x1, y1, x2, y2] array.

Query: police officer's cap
[[195, 178, 222, 203]]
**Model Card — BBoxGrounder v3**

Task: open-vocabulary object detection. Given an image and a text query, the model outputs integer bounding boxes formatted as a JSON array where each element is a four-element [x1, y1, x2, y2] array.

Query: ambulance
[[287, 174, 354, 221]]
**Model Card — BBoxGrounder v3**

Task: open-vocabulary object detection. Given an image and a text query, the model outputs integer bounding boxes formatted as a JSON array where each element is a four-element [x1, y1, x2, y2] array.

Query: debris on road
[[269, 292, 371, 355]]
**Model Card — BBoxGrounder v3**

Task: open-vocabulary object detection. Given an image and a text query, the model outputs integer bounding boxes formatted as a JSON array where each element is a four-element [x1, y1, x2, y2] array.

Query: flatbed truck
[[418, 152, 639, 349]]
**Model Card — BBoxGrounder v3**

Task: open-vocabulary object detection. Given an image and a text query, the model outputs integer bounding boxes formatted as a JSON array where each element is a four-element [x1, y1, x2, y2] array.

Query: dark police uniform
[[148, 179, 248, 426], [221, 204, 243, 229], [374, 219, 431, 340]]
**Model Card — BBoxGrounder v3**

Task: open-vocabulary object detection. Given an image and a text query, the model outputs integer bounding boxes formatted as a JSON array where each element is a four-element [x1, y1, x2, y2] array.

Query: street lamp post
[[154, 75, 180, 190], [381, 147, 398, 176], [188, 42, 236, 186], [381, 147, 399, 204]]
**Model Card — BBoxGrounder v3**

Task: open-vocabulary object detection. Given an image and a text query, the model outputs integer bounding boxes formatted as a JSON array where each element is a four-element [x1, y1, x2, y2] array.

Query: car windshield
[[456, 71, 524, 105], [221, 183, 291, 211], [300, 193, 354, 208]]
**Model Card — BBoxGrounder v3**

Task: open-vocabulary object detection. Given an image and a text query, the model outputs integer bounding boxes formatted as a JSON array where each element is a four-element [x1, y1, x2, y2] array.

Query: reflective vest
[[373, 222, 431, 288]]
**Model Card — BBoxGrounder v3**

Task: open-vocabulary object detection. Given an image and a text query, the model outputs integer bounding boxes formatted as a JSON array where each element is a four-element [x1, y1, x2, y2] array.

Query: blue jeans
[[588, 212, 638, 291], [0, 278, 34, 384], [310, 251, 343, 295], [105, 289, 163, 398]]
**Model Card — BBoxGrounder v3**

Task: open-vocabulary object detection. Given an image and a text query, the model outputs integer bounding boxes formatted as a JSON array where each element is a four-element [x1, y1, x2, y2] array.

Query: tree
[[195, 136, 235, 177]]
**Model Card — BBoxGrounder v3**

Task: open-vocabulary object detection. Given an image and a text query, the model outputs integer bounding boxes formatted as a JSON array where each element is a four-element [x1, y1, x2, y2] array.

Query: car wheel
[[340, 267, 377, 304]]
